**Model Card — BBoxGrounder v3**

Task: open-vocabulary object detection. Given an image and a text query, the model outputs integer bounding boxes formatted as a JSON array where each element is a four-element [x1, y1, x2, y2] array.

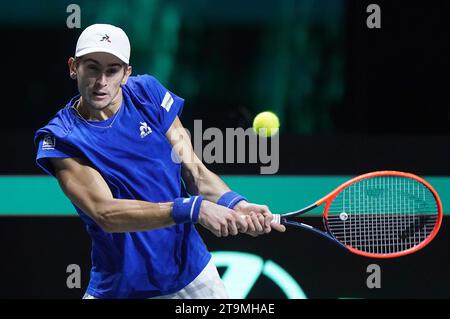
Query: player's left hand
[[233, 201, 286, 236]]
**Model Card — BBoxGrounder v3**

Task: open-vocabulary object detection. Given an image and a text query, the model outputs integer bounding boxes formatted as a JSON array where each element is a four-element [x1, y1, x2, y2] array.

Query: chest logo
[[140, 122, 152, 138]]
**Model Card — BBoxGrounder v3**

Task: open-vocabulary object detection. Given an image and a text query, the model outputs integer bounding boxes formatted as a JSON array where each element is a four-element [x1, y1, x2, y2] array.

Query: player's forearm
[[95, 198, 175, 233], [183, 165, 230, 202], [199, 170, 231, 202]]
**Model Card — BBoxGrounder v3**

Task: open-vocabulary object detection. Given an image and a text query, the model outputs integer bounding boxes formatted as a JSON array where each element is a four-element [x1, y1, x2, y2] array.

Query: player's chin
[[89, 98, 111, 110]]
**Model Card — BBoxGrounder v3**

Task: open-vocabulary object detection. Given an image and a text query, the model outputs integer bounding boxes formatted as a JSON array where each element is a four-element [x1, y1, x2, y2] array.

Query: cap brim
[[75, 47, 129, 64]]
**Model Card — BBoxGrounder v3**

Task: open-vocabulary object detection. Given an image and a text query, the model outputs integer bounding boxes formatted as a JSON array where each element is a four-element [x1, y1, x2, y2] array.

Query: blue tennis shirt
[[34, 75, 211, 298]]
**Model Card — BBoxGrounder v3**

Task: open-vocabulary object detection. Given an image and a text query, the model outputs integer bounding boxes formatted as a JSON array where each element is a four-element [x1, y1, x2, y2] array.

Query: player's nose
[[95, 73, 108, 86]]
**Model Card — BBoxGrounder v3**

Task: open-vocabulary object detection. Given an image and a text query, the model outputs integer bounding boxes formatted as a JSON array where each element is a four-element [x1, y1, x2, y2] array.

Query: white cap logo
[[100, 34, 111, 43]]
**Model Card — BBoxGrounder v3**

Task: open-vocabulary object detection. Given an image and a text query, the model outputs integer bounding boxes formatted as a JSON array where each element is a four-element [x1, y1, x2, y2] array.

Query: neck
[[76, 88, 123, 121]]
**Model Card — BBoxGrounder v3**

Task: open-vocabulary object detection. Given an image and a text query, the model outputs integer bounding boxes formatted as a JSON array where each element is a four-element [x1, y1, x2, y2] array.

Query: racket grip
[[271, 214, 281, 224], [240, 214, 282, 224]]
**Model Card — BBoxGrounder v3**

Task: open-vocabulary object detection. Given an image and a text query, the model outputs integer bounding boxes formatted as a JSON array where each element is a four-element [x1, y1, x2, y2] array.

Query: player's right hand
[[198, 200, 248, 237]]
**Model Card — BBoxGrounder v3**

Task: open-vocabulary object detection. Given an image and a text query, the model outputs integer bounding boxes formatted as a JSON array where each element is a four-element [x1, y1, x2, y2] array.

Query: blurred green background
[[3, 0, 448, 138], [1, 0, 449, 176], [1, 0, 344, 135]]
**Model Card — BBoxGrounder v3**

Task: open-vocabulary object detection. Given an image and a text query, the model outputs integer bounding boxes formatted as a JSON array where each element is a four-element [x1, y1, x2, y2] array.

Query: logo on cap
[[100, 34, 111, 43]]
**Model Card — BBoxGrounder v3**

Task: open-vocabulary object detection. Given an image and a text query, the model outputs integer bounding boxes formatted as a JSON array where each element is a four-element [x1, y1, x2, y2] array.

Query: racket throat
[[283, 219, 347, 250]]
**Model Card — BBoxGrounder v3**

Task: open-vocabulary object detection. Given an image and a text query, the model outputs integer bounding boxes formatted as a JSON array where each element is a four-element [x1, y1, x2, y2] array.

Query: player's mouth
[[92, 91, 108, 100]]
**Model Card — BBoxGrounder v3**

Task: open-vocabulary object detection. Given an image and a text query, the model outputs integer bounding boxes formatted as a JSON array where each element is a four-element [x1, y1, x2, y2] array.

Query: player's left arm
[[166, 117, 285, 234]]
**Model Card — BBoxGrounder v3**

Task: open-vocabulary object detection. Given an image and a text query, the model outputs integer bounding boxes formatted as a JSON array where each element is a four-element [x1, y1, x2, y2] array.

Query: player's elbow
[[95, 215, 117, 233], [92, 211, 114, 233], [91, 202, 120, 233]]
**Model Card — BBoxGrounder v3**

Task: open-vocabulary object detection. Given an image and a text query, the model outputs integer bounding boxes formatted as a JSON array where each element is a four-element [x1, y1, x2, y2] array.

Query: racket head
[[322, 171, 443, 258]]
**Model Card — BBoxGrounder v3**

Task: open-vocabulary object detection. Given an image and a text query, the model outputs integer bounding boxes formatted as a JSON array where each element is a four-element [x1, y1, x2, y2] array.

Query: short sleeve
[[35, 134, 83, 177], [140, 75, 185, 133]]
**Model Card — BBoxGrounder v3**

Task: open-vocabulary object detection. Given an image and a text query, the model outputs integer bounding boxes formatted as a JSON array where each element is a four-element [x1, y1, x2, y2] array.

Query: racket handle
[[271, 214, 281, 224], [240, 214, 282, 224]]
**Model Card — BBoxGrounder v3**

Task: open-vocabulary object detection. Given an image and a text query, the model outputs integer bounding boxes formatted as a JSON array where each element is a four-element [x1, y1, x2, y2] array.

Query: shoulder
[[34, 104, 76, 145], [122, 74, 168, 109], [124, 74, 159, 92]]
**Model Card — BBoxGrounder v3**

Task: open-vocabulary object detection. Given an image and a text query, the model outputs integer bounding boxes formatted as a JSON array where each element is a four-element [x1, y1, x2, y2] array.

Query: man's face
[[70, 52, 131, 110]]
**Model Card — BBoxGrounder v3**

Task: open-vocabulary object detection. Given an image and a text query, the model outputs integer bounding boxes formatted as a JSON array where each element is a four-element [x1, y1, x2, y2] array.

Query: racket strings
[[327, 214, 437, 253], [325, 176, 439, 255]]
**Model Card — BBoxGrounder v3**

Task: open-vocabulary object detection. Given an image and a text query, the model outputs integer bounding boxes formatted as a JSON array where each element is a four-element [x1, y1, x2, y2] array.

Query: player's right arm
[[50, 157, 245, 236]]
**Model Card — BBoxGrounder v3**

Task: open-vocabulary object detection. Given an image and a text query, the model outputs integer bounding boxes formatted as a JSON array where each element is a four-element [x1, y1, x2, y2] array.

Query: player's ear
[[121, 65, 132, 86], [68, 57, 77, 80]]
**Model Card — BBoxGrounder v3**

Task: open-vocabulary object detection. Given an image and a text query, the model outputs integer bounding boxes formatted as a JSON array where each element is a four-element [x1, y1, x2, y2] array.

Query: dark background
[[2, 0, 450, 175], [0, 216, 448, 299], [0, 0, 449, 299]]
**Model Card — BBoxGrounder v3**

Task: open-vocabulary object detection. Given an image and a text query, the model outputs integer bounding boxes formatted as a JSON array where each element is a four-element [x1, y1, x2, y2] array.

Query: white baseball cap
[[75, 24, 131, 64]]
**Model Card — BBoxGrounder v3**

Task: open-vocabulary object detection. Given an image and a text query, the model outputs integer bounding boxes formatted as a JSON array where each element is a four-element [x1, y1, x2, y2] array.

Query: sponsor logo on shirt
[[139, 122, 152, 138], [161, 91, 174, 112], [42, 135, 56, 150]]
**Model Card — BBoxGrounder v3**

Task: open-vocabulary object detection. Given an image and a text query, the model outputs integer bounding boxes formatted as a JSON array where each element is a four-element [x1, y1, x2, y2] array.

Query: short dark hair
[[74, 56, 128, 70]]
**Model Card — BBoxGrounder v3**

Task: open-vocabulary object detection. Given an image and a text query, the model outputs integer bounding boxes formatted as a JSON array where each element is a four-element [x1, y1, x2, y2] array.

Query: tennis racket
[[271, 171, 443, 258]]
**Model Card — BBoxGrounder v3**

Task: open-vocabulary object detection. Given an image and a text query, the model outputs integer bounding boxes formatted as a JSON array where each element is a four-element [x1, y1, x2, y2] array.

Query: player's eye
[[106, 68, 120, 75], [87, 65, 99, 71]]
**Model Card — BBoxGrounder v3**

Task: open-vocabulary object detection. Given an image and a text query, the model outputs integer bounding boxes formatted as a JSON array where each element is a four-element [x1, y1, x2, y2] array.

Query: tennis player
[[34, 24, 285, 299]]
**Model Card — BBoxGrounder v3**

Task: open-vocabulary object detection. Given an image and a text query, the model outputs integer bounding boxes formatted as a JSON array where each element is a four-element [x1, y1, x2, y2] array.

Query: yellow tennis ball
[[253, 111, 280, 137]]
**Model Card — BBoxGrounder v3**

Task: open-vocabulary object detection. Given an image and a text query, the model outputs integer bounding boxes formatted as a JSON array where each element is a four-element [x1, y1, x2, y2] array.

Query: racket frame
[[279, 171, 443, 258]]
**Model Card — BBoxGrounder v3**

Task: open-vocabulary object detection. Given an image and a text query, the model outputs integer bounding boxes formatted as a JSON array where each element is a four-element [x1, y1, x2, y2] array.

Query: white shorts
[[83, 259, 229, 299]]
